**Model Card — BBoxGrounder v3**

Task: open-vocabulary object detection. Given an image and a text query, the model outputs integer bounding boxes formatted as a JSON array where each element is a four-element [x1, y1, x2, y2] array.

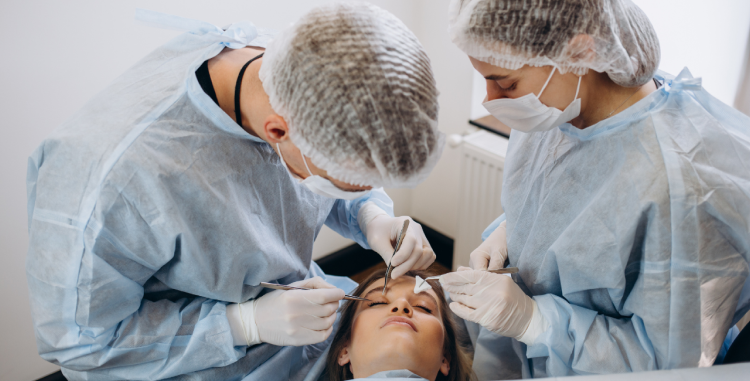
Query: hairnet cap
[[259, 1, 443, 188], [449, 0, 661, 87]]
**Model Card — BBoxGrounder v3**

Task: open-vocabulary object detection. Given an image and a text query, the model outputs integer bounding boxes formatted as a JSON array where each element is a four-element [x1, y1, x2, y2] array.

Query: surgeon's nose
[[390, 299, 413, 317]]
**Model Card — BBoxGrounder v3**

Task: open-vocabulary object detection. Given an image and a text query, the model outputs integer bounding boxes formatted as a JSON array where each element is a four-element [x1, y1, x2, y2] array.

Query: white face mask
[[482, 67, 582, 133], [276, 143, 368, 200]]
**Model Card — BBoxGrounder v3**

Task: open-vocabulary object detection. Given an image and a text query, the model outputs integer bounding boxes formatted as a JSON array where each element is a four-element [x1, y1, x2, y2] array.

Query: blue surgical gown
[[25, 11, 392, 381], [478, 69, 750, 377]]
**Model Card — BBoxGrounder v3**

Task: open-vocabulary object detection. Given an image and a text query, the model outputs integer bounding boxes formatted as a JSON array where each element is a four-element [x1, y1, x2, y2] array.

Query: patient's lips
[[381, 316, 417, 332]]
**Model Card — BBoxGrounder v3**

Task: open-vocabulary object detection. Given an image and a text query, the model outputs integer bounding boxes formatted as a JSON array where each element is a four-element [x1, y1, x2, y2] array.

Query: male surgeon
[[26, 3, 442, 380]]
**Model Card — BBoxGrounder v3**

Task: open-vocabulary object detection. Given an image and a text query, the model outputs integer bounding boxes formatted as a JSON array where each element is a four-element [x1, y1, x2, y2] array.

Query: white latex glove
[[358, 202, 435, 279], [440, 268, 547, 343], [470, 220, 508, 270], [227, 277, 344, 347]]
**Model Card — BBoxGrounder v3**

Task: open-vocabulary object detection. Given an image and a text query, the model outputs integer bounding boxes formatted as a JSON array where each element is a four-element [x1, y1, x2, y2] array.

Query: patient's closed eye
[[416, 305, 433, 314], [367, 300, 433, 314]]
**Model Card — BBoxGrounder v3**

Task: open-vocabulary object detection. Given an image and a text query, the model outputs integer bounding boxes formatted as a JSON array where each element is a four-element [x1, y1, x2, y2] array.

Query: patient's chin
[[354, 350, 422, 378], [350, 335, 441, 380]]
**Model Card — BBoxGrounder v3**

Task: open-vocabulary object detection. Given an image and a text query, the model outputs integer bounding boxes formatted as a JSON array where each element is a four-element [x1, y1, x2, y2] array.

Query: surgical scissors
[[259, 282, 372, 302], [382, 219, 410, 295]]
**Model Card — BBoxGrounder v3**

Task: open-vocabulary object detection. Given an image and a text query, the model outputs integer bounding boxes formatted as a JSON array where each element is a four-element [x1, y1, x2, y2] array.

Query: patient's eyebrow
[[417, 292, 439, 307], [364, 289, 384, 299], [362, 287, 439, 307]]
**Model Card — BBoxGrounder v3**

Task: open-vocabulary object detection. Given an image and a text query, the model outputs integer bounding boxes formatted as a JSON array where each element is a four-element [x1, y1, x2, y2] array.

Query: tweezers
[[417, 267, 520, 288], [488, 267, 519, 274], [382, 219, 411, 295], [259, 282, 371, 302]]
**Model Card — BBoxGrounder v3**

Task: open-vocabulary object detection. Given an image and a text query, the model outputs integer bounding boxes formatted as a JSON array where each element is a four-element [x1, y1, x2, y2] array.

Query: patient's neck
[[352, 353, 438, 380]]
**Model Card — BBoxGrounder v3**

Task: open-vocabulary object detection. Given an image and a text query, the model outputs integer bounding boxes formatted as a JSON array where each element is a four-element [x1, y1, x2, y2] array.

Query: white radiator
[[451, 129, 509, 270]]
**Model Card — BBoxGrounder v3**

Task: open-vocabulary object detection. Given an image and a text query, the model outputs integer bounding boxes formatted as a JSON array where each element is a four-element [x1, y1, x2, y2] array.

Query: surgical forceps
[[416, 267, 520, 288], [382, 219, 410, 295], [259, 282, 372, 302]]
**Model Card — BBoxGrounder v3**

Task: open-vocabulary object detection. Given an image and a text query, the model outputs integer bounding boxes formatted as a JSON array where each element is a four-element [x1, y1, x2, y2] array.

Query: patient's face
[[337, 276, 449, 380]]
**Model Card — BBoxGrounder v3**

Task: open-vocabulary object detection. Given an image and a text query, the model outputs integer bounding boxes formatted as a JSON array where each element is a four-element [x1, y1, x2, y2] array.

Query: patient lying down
[[325, 270, 475, 381]]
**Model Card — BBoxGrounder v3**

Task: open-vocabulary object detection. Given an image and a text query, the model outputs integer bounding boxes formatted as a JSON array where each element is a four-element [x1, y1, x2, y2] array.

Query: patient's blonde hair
[[326, 269, 476, 381]]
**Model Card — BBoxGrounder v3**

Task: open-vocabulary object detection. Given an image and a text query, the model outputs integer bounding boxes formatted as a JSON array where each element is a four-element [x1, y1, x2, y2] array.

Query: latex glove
[[227, 277, 344, 347], [470, 220, 508, 270], [358, 202, 435, 279], [441, 268, 541, 341]]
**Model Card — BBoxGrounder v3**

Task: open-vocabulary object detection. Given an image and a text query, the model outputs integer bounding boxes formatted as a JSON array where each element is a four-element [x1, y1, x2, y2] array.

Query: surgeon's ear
[[264, 114, 289, 144], [337, 346, 351, 367], [566, 34, 595, 64], [440, 354, 450, 376]]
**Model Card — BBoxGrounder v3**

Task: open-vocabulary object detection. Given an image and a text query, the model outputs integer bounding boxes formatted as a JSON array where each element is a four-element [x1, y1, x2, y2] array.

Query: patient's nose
[[390, 299, 413, 317]]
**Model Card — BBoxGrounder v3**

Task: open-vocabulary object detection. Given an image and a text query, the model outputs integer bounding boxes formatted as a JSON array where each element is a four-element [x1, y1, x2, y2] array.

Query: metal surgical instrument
[[382, 219, 410, 295], [259, 282, 372, 302], [417, 267, 520, 288]]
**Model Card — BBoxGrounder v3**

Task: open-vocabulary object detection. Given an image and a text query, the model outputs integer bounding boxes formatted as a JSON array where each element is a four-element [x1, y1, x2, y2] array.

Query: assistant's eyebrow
[[484, 74, 510, 81]]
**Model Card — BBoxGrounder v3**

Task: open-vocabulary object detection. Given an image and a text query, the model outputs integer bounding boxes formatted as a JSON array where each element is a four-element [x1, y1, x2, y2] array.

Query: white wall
[[405, 0, 476, 238], [631, 0, 750, 106], [0, 1, 425, 379]]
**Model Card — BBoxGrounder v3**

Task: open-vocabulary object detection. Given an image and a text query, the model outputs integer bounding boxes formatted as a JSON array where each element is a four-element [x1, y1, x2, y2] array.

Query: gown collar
[[558, 68, 701, 141], [365, 369, 426, 379]]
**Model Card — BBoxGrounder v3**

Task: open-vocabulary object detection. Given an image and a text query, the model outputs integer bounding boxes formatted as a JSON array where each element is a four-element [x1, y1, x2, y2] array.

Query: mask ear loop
[[276, 143, 289, 167], [276, 142, 314, 179], [300, 150, 315, 177], [537, 67, 557, 99], [574, 75, 582, 100]]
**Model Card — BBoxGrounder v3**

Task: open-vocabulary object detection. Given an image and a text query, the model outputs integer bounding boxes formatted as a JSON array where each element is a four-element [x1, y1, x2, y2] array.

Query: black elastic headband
[[234, 52, 265, 128]]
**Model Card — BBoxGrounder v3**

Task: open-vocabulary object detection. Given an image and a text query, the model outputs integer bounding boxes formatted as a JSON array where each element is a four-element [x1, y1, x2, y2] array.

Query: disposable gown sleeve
[[527, 294, 656, 375], [528, 261, 748, 374], [324, 188, 394, 249], [481, 214, 506, 241], [485, 214, 659, 374], [26, 193, 245, 379]]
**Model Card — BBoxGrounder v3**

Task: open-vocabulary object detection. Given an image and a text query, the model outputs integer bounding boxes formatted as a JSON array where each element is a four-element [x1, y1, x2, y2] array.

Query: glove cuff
[[516, 299, 549, 346], [357, 201, 388, 237], [227, 300, 262, 347]]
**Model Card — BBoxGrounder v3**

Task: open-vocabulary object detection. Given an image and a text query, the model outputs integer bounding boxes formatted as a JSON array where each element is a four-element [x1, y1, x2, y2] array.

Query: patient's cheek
[[419, 316, 445, 345], [349, 311, 378, 356]]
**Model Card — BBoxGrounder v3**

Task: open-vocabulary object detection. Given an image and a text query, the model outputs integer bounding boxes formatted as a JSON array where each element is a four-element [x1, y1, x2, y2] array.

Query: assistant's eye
[[498, 82, 516, 91], [416, 305, 433, 314], [367, 301, 387, 307]]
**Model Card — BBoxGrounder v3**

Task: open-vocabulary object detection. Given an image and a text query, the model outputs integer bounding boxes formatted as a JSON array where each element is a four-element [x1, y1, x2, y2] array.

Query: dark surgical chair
[[723, 323, 750, 364]]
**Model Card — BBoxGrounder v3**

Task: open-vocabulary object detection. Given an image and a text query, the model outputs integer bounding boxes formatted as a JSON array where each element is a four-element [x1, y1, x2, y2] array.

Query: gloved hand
[[227, 277, 344, 347], [469, 220, 507, 270], [440, 268, 537, 340], [358, 202, 435, 279]]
